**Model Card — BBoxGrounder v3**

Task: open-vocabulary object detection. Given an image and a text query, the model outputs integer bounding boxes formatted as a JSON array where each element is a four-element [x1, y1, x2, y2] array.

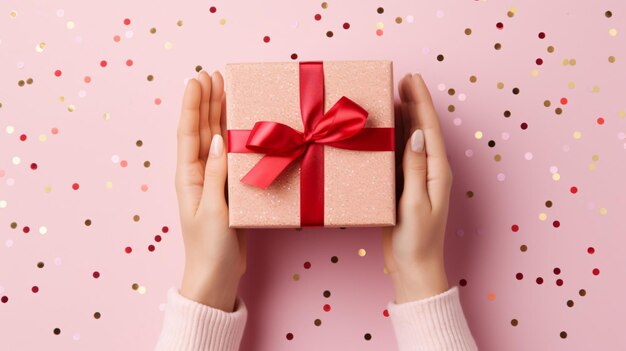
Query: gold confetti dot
[[66, 21, 75, 29], [507, 11, 515, 18], [147, 75, 154, 81], [10, 10, 18, 18], [164, 41, 173, 50], [539, 213, 547, 221], [103, 112, 110, 120], [569, 58, 576, 65], [67, 105, 75, 112], [588, 163, 596, 171], [547, 46, 555, 53], [18, 80, 25, 87], [35, 42, 46, 53], [592, 85, 600, 93], [562, 58, 569, 66], [531, 69, 539, 77], [494, 42, 502, 50], [474, 131, 483, 139], [176, 19, 184, 26], [219, 18, 226, 25], [105, 181, 113, 189], [544, 100, 551, 107], [26, 78, 33, 85], [59, 96, 65, 103], [39, 134, 47, 142], [608, 56, 616, 63], [43, 184, 53, 193], [591, 154, 600, 162], [609, 28, 617, 37], [552, 173, 561, 181], [469, 75, 477, 83], [358, 248, 367, 257], [573, 131, 582, 139], [494, 154, 502, 162], [619, 110, 625, 118], [136, 140, 143, 147], [395, 17, 402, 24], [555, 107, 563, 115], [568, 81, 576, 89], [383, 267, 389, 275], [150, 27, 157, 34], [133, 215, 140, 222], [464, 28, 472, 35], [497, 82, 504, 89], [321, 2, 328, 9], [599, 207, 607, 215], [292, 273, 300, 281]]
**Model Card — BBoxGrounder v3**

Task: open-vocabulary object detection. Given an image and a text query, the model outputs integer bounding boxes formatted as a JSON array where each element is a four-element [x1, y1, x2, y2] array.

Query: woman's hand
[[383, 73, 453, 304], [175, 71, 247, 312]]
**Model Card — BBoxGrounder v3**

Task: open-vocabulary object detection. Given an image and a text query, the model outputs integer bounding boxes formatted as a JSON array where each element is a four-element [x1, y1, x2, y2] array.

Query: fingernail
[[209, 134, 224, 158], [410, 129, 424, 152]]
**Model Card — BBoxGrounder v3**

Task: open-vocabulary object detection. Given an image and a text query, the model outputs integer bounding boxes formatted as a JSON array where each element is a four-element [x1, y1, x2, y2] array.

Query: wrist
[[180, 260, 241, 312], [390, 254, 449, 304]]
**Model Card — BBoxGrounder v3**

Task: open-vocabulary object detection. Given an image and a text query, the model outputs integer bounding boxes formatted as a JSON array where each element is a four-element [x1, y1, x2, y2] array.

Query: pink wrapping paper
[[225, 60, 396, 228]]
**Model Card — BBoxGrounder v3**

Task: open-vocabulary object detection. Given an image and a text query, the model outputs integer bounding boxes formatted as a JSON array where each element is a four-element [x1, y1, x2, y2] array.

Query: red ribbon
[[227, 61, 394, 226]]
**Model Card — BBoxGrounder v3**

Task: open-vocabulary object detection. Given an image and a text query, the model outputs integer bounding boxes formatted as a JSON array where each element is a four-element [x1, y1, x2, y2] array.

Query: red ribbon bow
[[228, 61, 394, 226]]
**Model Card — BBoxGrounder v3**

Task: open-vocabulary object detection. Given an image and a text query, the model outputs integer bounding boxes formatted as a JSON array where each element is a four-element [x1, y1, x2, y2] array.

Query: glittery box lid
[[225, 60, 396, 228]]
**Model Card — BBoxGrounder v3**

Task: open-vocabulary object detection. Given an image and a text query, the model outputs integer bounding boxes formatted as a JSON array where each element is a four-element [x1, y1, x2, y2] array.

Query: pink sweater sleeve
[[387, 286, 478, 351], [154, 287, 247, 351]]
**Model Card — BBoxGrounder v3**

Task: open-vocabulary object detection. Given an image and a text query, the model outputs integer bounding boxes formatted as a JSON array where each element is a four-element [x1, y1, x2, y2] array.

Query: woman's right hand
[[175, 70, 247, 312]]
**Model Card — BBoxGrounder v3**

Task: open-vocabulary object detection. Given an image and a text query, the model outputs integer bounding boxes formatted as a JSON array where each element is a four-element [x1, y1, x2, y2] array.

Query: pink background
[[1, 1, 624, 350]]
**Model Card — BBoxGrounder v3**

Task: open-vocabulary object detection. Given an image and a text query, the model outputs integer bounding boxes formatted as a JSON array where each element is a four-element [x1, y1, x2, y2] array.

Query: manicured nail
[[209, 134, 223, 158], [410, 129, 424, 152]]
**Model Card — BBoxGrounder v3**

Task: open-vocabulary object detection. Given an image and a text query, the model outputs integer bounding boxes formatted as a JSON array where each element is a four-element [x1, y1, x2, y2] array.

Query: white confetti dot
[[56, 9, 65, 17], [497, 173, 506, 181], [5, 239, 13, 248], [406, 15, 414, 23], [78, 90, 86, 98], [6, 126, 14, 134], [39, 226, 47, 235], [524, 152, 533, 160], [549, 166, 558, 174], [458, 93, 466, 101], [0, 200, 7, 208], [12, 157, 20, 165], [73, 333, 81, 341], [54, 257, 62, 265], [66, 21, 75, 29], [437, 83, 446, 91], [6, 178, 14, 186], [465, 149, 474, 157], [436, 10, 445, 18], [501, 132, 510, 140], [111, 155, 120, 163], [453, 118, 462, 126], [421, 47, 430, 55], [125, 30, 134, 39], [16, 61, 24, 69]]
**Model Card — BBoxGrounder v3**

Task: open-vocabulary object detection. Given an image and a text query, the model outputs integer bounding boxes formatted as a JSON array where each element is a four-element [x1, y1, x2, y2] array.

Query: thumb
[[200, 133, 228, 214], [400, 129, 430, 210]]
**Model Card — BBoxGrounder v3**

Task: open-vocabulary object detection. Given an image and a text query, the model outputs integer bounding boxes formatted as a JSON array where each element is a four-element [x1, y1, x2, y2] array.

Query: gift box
[[225, 60, 396, 228]]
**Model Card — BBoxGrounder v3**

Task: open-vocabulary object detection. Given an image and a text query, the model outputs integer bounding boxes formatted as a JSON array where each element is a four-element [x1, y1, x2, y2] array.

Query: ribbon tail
[[241, 154, 300, 189]]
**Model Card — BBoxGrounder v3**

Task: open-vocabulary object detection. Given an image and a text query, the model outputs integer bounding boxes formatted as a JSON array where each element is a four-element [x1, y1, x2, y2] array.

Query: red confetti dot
[[343, 22, 350, 30], [570, 186, 578, 194], [383, 309, 389, 317], [560, 97, 568, 105], [263, 36, 270, 43], [93, 271, 100, 278], [154, 235, 162, 242], [459, 279, 467, 286], [553, 267, 561, 275], [84, 76, 92, 83], [1, 296, 8, 303], [162, 226, 169, 233], [496, 22, 504, 29], [538, 32, 546, 39], [124, 246, 132, 254], [536, 58, 543, 65], [209, 6, 217, 13], [123, 18, 131, 25], [126, 59, 133, 67], [23, 226, 30, 234], [148, 244, 155, 252], [154, 98, 162, 105], [32, 286, 39, 293], [30, 163, 37, 170], [120, 160, 128, 168], [515, 273, 524, 280], [376, 29, 383, 36], [520, 122, 528, 130], [323, 304, 331, 312], [553, 220, 560, 228], [536, 277, 544, 284], [113, 35, 121, 42], [100, 60, 107, 68], [587, 247, 595, 254], [592, 268, 600, 276], [291, 53, 298, 60], [511, 224, 519, 232], [54, 70, 62, 77], [20, 134, 27, 141], [314, 14, 322, 21], [286, 333, 293, 340], [51, 128, 59, 135], [596, 117, 605, 125], [556, 279, 563, 286], [72, 183, 80, 190], [303, 261, 311, 269]]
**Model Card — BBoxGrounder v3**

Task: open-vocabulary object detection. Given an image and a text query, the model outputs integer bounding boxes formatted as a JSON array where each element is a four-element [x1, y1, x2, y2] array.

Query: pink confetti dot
[[119, 160, 128, 168], [51, 128, 59, 135], [84, 76, 91, 83], [113, 35, 121, 42], [154, 98, 162, 105], [72, 183, 80, 190], [126, 59, 133, 66], [141, 184, 149, 192], [123, 18, 131, 25], [100, 60, 107, 68], [263, 36, 270, 43], [54, 70, 62, 77], [125, 246, 132, 254]]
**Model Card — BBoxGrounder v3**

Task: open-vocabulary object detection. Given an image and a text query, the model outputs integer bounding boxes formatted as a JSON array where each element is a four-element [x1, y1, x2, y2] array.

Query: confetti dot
[[100, 60, 107, 68], [567, 300, 574, 307], [343, 22, 350, 30], [579, 289, 586, 296], [587, 247, 595, 254], [524, 152, 533, 160], [125, 246, 132, 254], [314, 14, 321, 21], [364, 333, 372, 341], [597, 117, 605, 125], [154, 98, 162, 105], [1, 296, 8, 303], [377, 7, 384, 14], [357, 248, 366, 257], [436, 54, 444, 62], [263, 36, 270, 43], [511, 319, 519, 326], [94, 312, 101, 319], [286, 333, 294, 340], [314, 318, 322, 326], [93, 271, 100, 278], [66, 21, 75, 29], [496, 22, 504, 30], [516, 273, 523, 280], [323, 304, 331, 312], [536, 277, 544, 284], [560, 331, 567, 339], [292, 274, 300, 281], [488, 293, 496, 301], [113, 35, 121, 42], [304, 261, 311, 269], [494, 43, 502, 50], [209, 6, 217, 13], [459, 279, 467, 287], [470, 75, 477, 83], [609, 28, 617, 37], [53, 328, 61, 335], [538, 32, 546, 39], [474, 131, 483, 139], [126, 59, 133, 67], [326, 31, 334, 38], [164, 42, 173, 50], [464, 28, 472, 35], [511, 224, 519, 232]]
